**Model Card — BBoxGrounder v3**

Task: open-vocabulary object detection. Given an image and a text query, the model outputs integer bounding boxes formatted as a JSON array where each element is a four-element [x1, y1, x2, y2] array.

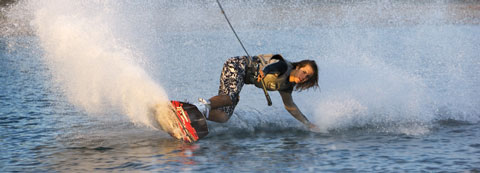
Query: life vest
[[245, 54, 295, 91]]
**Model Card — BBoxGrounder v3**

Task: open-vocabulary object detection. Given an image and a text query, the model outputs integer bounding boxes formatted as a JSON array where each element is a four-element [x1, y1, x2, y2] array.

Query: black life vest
[[245, 54, 295, 91]]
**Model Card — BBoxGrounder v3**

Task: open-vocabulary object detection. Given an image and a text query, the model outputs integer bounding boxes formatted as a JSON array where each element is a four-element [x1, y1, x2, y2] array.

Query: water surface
[[1, 0, 480, 172]]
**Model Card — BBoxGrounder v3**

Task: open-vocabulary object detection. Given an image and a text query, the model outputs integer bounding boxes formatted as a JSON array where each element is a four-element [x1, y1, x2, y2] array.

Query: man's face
[[291, 65, 314, 84]]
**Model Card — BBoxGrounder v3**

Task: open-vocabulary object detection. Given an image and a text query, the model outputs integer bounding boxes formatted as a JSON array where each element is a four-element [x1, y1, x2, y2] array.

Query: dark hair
[[291, 60, 319, 91]]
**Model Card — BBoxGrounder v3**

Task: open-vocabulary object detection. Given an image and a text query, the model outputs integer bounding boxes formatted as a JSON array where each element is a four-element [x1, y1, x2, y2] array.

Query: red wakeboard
[[170, 101, 209, 143]]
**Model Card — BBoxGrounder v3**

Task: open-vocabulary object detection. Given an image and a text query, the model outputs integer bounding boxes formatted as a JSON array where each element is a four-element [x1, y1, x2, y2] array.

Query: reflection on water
[[46, 125, 200, 172]]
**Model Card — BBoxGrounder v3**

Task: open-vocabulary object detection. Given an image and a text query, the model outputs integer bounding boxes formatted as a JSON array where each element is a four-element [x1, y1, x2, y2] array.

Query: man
[[196, 54, 319, 130]]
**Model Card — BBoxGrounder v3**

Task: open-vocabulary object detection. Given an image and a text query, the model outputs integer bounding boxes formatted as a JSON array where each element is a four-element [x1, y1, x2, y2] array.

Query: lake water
[[1, 0, 480, 172]]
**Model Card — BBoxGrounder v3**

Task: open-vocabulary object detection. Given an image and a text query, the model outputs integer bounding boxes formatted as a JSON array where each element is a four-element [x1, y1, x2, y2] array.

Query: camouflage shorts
[[218, 56, 247, 117]]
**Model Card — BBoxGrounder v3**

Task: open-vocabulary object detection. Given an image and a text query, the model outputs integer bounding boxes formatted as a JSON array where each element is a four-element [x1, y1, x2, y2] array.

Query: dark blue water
[[1, 0, 480, 172]]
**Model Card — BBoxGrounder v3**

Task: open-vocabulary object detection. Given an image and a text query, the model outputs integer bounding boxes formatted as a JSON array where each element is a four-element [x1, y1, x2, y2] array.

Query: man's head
[[290, 60, 319, 91]]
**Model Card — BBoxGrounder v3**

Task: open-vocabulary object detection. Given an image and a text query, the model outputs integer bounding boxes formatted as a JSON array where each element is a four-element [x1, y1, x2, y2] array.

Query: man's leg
[[210, 95, 233, 109], [205, 56, 246, 123], [207, 95, 232, 123]]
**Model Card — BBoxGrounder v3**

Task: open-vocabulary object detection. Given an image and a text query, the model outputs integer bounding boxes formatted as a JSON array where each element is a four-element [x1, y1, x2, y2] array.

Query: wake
[[27, 0, 178, 134]]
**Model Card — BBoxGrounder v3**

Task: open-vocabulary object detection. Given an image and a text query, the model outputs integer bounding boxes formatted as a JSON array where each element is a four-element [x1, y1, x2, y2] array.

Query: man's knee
[[208, 109, 231, 123]]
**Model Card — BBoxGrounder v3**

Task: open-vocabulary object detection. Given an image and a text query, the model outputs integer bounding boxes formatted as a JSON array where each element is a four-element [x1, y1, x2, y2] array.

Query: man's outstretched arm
[[279, 90, 316, 128]]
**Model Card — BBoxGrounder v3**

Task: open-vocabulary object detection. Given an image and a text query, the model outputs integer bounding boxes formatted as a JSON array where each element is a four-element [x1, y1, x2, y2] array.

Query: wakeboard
[[168, 101, 209, 143]]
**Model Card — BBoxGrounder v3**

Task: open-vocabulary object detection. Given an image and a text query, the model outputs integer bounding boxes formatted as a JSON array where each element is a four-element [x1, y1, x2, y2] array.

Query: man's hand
[[308, 123, 322, 133], [257, 70, 265, 82]]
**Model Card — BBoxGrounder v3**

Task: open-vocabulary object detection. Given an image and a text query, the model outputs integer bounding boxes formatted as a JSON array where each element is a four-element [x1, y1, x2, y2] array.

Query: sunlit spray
[[7, 0, 479, 136], [26, 0, 181, 136]]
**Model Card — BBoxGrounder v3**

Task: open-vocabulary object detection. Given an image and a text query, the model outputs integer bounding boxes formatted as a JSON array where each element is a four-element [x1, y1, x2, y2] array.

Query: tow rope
[[215, 0, 273, 106]]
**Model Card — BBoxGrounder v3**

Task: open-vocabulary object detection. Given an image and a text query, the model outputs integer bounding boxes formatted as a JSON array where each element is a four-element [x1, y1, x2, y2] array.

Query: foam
[[30, 0, 172, 129]]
